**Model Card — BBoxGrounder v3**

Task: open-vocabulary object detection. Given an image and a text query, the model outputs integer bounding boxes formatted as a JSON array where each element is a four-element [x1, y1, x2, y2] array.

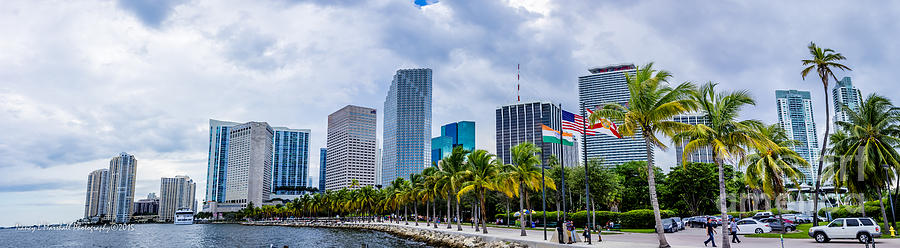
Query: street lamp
[[883, 164, 896, 230]]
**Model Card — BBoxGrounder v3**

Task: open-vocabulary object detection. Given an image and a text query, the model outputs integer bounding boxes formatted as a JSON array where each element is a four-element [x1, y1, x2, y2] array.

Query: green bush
[[818, 204, 884, 221], [619, 209, 676, 228]]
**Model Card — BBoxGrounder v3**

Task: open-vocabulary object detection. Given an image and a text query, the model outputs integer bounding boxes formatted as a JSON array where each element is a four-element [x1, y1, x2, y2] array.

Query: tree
[[801, 42, 852, 226], [663, 162, 723, 216], [742, 124, 807, 233], [589, 62, 696, 248], [675, 82, 762, 248], [458, 149, 501, 233], [507, 142, 555, 236], [437, 146, 470, 230]]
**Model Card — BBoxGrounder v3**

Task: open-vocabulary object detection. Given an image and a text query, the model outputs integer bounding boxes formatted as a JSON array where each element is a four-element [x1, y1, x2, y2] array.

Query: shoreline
[[242, 221, 528, 248]]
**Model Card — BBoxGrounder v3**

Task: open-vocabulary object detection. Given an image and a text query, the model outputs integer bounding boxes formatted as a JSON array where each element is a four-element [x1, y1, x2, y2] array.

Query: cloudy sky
[[2, 0, 898, 226]]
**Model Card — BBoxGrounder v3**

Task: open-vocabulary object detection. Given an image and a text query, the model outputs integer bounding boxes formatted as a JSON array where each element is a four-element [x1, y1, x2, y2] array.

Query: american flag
[[562, 110, 595, 135]]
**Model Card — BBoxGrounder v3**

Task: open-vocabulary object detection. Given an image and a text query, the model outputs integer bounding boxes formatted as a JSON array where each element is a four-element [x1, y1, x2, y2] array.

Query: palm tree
[[437, 146, 469, 230], [507, 142, 555, 236], [675, 82, 761, 248], [458, 149, 501, 233], [422, 166, 439, 227], [589, 63, 696, 248], [410, 173, 425, 226], [742, 124, 807, 233], [801, 42, 852, 225], [823, 94, 900, 232]]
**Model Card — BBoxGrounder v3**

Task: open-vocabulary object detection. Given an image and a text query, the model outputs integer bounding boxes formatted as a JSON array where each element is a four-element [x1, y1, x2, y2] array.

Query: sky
[[1, 0, 899, 226]]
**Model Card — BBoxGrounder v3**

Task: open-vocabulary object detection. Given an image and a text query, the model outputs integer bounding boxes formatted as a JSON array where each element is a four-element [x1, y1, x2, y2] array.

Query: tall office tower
[[271, 127, 310, 194], [158, 175, 197, 222], [205, 119, 240, 204], [107, 152, 137, 223], [318, 148, 327, 192], [382, 68, 432, 184], [431, 121, 476, 164], [326, 105, 377, 190], [776, 90, 819, 185], [832, 77, 862, 127], [224, 122, 274, 207], [578, 64, 652, 167], [375, 143, 382, 186], [495, 102, 577, 167], [83, 169, 109, 219], [673, 115, 715, 168]]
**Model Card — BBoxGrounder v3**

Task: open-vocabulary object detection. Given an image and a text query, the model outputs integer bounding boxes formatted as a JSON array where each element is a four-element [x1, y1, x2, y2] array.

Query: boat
[[174, 208, 194, 225]]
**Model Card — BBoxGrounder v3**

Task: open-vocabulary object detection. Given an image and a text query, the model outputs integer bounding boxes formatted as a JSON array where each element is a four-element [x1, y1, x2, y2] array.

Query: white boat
[[174, 208, 194, 225]]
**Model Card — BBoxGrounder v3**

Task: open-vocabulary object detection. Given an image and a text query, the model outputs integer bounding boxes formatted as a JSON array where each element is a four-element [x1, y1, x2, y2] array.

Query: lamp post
[[884, 164, 896, 230]]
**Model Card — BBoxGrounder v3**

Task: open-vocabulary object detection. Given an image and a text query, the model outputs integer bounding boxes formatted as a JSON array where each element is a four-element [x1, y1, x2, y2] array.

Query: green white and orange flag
[[541, 125, 574, 146]]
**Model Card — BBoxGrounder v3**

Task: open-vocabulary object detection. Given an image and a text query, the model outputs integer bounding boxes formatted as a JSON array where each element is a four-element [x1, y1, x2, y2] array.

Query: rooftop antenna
[[517, 64, 520, 102]]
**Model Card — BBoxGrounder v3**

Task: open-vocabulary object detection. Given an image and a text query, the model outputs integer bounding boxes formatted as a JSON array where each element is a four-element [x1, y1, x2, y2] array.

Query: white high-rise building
[[224, 122, 274, 208], [326, 105, 377, 190], [107, 152, 137, 223], [159, 175, 197, 222], [832, 77, 862, 128], [382, 68, 432, 184], [84, 169, 109, 219], [776, 90, 819, 185], [673, 115, 715, 168]]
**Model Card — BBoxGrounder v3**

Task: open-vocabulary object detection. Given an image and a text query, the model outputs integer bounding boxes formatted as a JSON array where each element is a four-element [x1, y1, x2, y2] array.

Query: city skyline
[[2, 0, 897, 226]]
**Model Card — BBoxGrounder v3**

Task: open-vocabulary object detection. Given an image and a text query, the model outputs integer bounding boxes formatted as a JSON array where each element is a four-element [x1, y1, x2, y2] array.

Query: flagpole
[[582, 102, 592, 244], [559, 104, 567, 225], [541, 152, 547, 240]]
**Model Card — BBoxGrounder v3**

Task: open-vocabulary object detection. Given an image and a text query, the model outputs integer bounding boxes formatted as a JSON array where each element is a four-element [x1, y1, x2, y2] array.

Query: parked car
[[735, 218, 772, 234], [752, 211, 774, 219], [671, 217, 684, 230], [808, 217, 881, 243], [759, 218, 797, 232], [689, 216, 707, 228], [661, 218, 678, 233], [796, 214, 814, 223], [780, 214, 800, 223]]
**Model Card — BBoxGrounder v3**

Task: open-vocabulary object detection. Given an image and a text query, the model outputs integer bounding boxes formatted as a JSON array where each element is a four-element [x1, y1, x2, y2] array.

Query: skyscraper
[[578, 63, 652, 167], [224, 122, 274, 207], [431, 121, 475, 164], [318, 148, 326, 192], [776, 90, 819, 185], [159, 175, 196, 222], [326, 105, 377, 190], [382, 68, 432, 184], [205, 119, 240, 204], [84, 169, 109, 219], [107, 152, 137, 223], [271, 127, 310, 194], [495, 102, 576, 167], [832, 77, 862, 127], [673, 115, 715, 168]]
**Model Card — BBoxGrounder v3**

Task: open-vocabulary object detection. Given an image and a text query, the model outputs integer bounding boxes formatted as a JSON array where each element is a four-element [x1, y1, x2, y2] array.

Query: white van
[[808, 217, 881, 243]]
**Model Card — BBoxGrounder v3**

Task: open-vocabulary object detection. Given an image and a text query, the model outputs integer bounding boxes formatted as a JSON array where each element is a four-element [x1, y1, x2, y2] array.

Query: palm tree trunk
[[425, 200, 429, 226], [715, 157, 730, 248], [519, 183, 527, 236], [813, 82, 830, 227], [861, 197, 867, 217], [414, 199, 419, 226], [481, 190, 488, 234], [878, 188, 890, 234], [433, 198, 438, 228], [474, 198, 479, 232], [506, 197, 511, 227], [447, 189, 452, 229], [644, 135, 670, 248], [456, 192, 463, 231], [404, 205, 409, 225], [526, 190, 533, 226]]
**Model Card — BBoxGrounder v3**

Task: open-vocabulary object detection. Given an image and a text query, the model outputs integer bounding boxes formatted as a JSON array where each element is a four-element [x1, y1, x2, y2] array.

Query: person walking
[[704, 218, 717, 247], [566, 221, 576, 244], [730, 218, 741, 243]]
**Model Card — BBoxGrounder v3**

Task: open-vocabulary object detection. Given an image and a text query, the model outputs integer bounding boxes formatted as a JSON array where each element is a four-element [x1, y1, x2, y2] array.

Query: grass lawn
[[747, 222, 897, 239]]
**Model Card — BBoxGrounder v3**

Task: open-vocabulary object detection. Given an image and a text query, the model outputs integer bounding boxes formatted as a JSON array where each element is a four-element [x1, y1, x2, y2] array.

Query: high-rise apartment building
[[832, 77, 862, 127], [133, 194, 158, 216], [673, 115, 715, 168], [776, 90, 819, 185], [84, 169, 109, 219], [495, 102, 577, 167], [431, 121, 475, 165], [326, 105, 377, 190], [578, 64, 652, 167], [382, 68, 432, 184], [318, 148, 327, 192], [107, 152, 137, 223], [205, 119, 240, 204], [271, 127, 310, 194], [159, 175, 197, 222], [224, 122, 274, 207]]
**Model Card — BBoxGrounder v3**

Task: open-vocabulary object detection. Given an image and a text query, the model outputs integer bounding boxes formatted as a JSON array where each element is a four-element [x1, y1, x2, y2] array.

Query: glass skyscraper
[[108, 152, 136, 223], [206, 119, 240, 203], [673, 115, 715, 168], [776, 90, 819, 185], [319, 148, 326, 192], [271, 127, 310, 194], [832, 77, 862, 127], [495, 102, 576, 167], [431, 121, 475, 165], [578, 64, 652, 167], [382, 68, 432, 185]]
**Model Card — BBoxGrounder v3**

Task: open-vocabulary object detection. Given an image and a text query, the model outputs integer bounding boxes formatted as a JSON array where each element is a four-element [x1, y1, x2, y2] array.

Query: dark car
[[662, 218, 678, 233], [760, 218, 797, 232], [689, 216, 707, 228]]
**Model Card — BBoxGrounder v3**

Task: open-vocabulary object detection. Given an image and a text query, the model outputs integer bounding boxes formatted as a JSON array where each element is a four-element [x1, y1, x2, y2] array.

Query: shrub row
[[495, 209, 675, 229]]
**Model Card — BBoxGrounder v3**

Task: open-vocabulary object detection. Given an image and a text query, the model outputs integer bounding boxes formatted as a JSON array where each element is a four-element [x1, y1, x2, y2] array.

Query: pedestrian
[[730, 218, 741, 243], [583, 224, 591, 243], [566, 221, 576, 244], [704, 218, 717, 247], [556, 221, 565, 244]]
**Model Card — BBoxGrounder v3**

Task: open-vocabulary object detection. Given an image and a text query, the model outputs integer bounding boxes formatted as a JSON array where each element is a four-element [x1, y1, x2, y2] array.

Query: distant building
[[776, 90, 819, 185], [578, 63, 652, 167], [495, 102, 577, 167], [159, 175, 197, 222], [318, 148, 327, 192], [326, 105, 377, 190], [84, 169, 109, 219], [832, 77, 862, 127], [382, 68, 432, 184], [673, 115, 715, 168], [224, 122, 274, 208], [271, 127, 310, 195], [431, 121, 475, 165], [107, 152, 137, 223], [133, 197, 159, 216], [147, 192, 158, 199], [205, 119, 240, 204]]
